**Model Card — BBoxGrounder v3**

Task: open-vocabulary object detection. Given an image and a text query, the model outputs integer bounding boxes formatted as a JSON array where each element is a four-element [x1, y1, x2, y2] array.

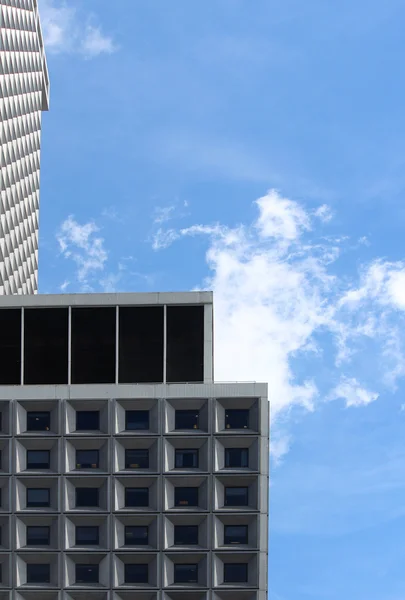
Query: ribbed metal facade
[[0, 0, 49, 294]]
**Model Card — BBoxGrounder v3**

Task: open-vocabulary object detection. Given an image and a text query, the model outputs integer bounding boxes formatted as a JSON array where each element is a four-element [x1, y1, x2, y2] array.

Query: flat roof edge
[[0, 291, 213, 308]]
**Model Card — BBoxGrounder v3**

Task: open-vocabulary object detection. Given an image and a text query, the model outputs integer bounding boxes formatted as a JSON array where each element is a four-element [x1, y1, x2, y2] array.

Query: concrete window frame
[[163, 553, 208, 589], [0, 554, 10, 588], [212, 553, 258, 589], [113, 514, 159, 551], [164, 398, 210, 434], [214, 475, 259, 512], [114, 399, 159, 436], [64, 553, 109, 588], [113, 553, 159, 589], [164, 476, 209, 512], [113, 592, 158, 600], [15, 552, 60, 589], [113, 437, 160, 473], [214, 437, 259, 473], [0, 401, 11, 436], [164, 437, 210, 473], [65, 400, 109, 436], [0, 516, 10, 551], [162, 592, 208, 600], [16, 438, 59, 474], [114, 476, 159, 512], [15, 592, 60, 600], [16, 400, 60, 436], [163, 513, 209, 550], [65, 593, 109, 600], [214, 399, 259, 434], [64, 515, 109, 551], [212, 591, 259, 600], [213, 514, 258, 550], [64, 476, 109, 512], [0, 440, 10, 473], [16, 515, 59, 550], [15, 477, 60, 513], [65, 438, 110, 474], [0, 479, 10, 512]]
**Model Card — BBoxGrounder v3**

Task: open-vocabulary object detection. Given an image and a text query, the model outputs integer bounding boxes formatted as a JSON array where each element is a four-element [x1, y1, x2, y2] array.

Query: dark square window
[[27, 411, 51, 432], [76, 411, 100, 431], [125, 487, 149, 507], [27, 450, 50, 470], [76, 526, 99, 546], [125, 449, 149, 469], [125, 525, 149, 545], [76, 450, 99, 469], [174, 525, 199, 545], [175, 410, 200, 430], [125, 563, 148, 584], [174, 564, 198, 583], [76, 564, 99, 584], [175, 449, 199, 469], [27, 488, 50, 508], [76, 488, 99, 507], [224, 525, 248, 545], [27, 526, 50, 546], [225, 448, 249, 468], [27, 563, 50, 584], [225, 409, 250, 429], [174, 487, 198, 507], [224, 563, 248, 583], [224, 487, 249, 507], [125, 410, 149, 431]]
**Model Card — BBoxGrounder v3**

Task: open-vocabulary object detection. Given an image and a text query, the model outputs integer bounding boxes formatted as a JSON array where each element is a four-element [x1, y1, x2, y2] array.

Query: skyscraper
[[0, 291, 269, 599], [0, 0, 50, 295]]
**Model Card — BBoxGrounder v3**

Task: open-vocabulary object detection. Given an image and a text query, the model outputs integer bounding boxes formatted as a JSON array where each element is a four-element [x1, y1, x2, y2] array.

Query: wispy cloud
[[329, 376, 379, 407], [38, 0, 118, 58], [152, 188, 405, 456], [56, 216, 108, 290]]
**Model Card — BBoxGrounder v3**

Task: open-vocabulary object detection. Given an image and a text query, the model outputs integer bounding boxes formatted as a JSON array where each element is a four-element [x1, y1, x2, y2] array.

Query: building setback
[[0, 0, 49, 294], [0, 291, 269, 599]]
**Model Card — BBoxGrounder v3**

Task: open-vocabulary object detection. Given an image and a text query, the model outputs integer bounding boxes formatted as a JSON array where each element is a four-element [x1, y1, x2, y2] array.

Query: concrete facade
[[0, 0, 49, 294], [0, 293, 269, 599]]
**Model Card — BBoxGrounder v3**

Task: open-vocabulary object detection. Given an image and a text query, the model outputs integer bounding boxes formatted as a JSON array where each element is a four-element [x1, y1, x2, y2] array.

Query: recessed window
[[27, 488, 50, 508], [76, 526, 99, 546], [174, 564, 198, 583], [224, 563, 248, 583], [0, 413, 2, 431], [125, 525, 149, 545], [125, 563, 149, 584], [125, 410, 149, 431], [225, 448, 249, 468], [76, 488, 99, 508], [224, 487, 249, 507], [76, 411, 100, 431], [175, 449, 199, 469], [27, 526, 50, 546], [174, 487, 198, 507], [224, 525, 248, 545], [76, 564, 99, 584], [27, 450, 50, 470], [125, 449, 149, 469], [174, 525, 199, 545], [175, 410, 199, 430], [125, 487, 149, 508], [27, 563, 50, 584], [76, 449, 99, 469], [225, 409, 250, 429], [27, 411, 51, 432]]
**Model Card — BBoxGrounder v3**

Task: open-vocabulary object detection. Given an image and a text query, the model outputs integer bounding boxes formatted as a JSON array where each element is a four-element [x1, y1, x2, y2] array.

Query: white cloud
[[38, 0, 118, 58], [329, 376, 379, 407], [152, 188, 405, 456], [57, 216, 108, 289], [314, 203, 333, 223]]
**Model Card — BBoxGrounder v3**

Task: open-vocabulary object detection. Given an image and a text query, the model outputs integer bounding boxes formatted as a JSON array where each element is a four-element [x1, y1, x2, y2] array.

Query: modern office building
[[0, 291, 269, 599], [0, 0, 50, 295]]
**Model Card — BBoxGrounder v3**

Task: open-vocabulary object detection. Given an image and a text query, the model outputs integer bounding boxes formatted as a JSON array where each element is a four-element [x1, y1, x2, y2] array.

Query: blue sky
[[38, 1, 405, 598]]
